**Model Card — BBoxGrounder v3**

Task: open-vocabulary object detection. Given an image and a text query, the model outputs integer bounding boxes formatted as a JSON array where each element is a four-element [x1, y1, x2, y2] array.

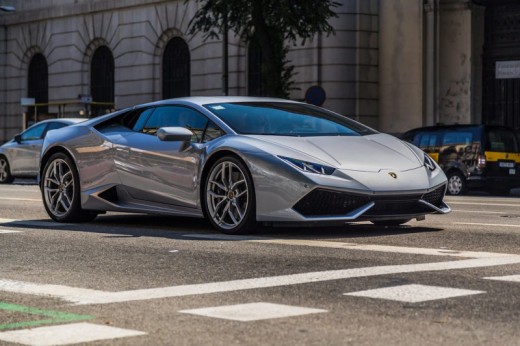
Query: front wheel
[[41, 152, 97, 223], [0, 156, 14, 184], [447, 171, 466, 195], [204, 156, 256, 234]]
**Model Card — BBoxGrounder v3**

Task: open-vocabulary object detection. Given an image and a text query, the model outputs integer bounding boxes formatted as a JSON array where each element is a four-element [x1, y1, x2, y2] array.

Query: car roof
[[135, 96, 300, 108], [33, 118, 87, 125]]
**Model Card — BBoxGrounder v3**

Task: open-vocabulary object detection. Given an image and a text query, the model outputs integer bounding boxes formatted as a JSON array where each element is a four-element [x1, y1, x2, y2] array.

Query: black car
[[400, 124, 520, 195]]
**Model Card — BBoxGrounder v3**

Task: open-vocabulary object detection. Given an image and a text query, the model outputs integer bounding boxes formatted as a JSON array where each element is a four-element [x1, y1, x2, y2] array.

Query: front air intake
[[293, 189, 371, 217]]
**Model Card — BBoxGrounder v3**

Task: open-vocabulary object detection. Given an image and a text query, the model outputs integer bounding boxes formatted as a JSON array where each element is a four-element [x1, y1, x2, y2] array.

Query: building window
[[248, 36, 266, 96], [163, 37, 190, 99], [28, 53, 48, 116], [482, 3, 520, 128], [91, 46, 115, 117]]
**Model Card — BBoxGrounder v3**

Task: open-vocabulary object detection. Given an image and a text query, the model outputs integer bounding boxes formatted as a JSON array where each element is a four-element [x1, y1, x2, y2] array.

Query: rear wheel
[[204, 156, 256, 234], [0, 156, 14, 184], [41, 152, 97, 222], [371, 219, 411, 227], [447, 171, 466, 195]]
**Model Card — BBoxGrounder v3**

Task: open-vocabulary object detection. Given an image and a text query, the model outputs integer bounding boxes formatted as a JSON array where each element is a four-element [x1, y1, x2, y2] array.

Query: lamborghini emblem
[[388, 172, 397, 179]]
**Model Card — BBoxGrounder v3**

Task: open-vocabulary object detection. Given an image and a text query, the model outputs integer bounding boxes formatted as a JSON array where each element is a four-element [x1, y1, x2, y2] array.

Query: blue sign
[[305, 85, 326, 106]]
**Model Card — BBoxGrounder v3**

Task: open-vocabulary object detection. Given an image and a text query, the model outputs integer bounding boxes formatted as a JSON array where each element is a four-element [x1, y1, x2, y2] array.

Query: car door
[[114, 105, 210, 208], [8, 123, 48, 175]]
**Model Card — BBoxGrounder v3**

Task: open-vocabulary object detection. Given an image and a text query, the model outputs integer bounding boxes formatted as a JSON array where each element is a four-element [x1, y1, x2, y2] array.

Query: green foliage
[[187, 0, 340, 97]]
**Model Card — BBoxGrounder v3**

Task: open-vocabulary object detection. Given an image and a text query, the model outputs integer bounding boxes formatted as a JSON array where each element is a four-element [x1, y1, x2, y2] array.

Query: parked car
[[38, 97, 449, 234], [400, 124, 520, 195], [0, 118, 86, 183]]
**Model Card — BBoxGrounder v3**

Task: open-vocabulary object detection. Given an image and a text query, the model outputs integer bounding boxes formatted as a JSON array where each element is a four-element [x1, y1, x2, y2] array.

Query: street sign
[[20, 98, 35, 106], [78, 94, 92, 103], [496, 61, 520, 79], [305, 85, 326, 106]]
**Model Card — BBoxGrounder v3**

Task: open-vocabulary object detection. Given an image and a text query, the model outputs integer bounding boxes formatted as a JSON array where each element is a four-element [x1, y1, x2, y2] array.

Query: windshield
[[204, 102, 376, 136]]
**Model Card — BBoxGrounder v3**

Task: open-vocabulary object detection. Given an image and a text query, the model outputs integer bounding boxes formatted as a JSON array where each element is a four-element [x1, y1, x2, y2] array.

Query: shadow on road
[[0, 213, 444, 241]]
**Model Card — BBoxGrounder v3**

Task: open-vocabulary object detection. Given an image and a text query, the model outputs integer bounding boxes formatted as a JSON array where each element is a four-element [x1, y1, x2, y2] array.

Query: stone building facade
[[0, 0, 519, 144]]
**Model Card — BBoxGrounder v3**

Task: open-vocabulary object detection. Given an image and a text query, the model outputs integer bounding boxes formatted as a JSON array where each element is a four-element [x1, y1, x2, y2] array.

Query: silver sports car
[[39, 97, 450, 234], [0, 118, 85, 183]]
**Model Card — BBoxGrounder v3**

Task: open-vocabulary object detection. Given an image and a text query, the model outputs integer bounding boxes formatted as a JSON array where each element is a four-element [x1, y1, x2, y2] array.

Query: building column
[[379, 0, 424, 134], [437, 0, 473, 124]]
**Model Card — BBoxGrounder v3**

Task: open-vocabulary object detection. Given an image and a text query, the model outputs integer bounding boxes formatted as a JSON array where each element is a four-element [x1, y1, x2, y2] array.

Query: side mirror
[[14, 134, 21, 143], [157, 127, 193, 142]]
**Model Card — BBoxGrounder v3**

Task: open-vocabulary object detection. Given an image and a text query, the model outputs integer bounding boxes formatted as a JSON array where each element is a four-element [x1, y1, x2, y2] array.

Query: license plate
[[510, 169, 516, 175], [499, 161, 515, 168]]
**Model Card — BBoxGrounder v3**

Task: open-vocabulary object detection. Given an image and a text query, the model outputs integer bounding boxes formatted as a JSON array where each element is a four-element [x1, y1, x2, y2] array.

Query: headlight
[[278, 156, 335, 175], [424, 153, 437, 171]]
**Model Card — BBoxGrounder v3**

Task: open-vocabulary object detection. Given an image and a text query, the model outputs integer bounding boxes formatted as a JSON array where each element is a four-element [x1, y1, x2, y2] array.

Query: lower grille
[[293, 189, 370, 217], [293, 186, 446, 217], [422, 185, 446, 208]]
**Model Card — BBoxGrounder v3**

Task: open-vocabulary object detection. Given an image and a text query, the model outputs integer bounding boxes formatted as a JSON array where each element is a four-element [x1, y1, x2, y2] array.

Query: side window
[[441, 131, 473, 155], [141, 106, 210, 142], [203, 122, 225, 143], [44, 122, 68, 137], [487, 130, 520, 153], [413, 132, 439, 154], [20, 123, 47, 141], [131, 108, 156, 132], [45, 122, 68, 132]]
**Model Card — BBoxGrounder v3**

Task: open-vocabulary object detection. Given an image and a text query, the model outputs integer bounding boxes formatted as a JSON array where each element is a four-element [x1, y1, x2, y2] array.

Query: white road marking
[[0, 226, 518, 305], [0, 279, 110, 303], [447, 201, 520, 207], [184, 234, 517, 259], [0, 322, 146, 346], [455, 222, 520, 228], [344, 284, 485, 303], [453, 210, 506, 214], [179, 302, 326, 321], [0, 230, 21, 234], [1, 255, 518, 305], [0, 197, 41, 202], [484, 274, 520, 283]]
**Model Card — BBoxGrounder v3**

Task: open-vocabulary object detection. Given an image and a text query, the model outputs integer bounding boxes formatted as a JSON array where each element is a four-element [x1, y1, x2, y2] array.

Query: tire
[[446, 171, 467, 195], [204, 156, 256, 234], [371, 219, 411, 227], [41, 152, 97, 223], [0, 156, 14, 184]]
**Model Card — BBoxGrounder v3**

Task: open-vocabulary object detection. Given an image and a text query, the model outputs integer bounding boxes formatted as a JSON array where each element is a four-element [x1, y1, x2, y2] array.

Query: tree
[[187, 0, 340, 98]]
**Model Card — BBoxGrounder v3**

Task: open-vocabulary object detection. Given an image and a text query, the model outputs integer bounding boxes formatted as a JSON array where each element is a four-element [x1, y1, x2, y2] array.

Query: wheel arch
[[445, 166, 466, 179]]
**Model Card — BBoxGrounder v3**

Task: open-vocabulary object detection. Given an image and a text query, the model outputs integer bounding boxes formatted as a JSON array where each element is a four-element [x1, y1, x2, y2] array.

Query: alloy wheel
[[43, 158, 75, 217], [0, 158, 8, 182], [206, 160, 250, 231]]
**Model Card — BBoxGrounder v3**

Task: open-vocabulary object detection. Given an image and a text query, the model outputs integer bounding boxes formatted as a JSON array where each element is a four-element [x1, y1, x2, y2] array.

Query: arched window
[[163, 37, 190, 99], [28, 53, 49, 116], [248, 36, 266, 96], [91, 46, 114, 117]]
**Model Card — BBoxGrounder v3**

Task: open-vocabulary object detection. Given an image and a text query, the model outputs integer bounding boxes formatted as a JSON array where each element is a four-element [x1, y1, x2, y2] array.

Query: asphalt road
[[0, 182, 519, 345]]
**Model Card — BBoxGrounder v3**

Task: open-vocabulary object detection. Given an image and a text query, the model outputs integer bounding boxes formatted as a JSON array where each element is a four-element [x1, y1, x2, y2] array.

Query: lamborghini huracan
[[39, 97, 450, 234]]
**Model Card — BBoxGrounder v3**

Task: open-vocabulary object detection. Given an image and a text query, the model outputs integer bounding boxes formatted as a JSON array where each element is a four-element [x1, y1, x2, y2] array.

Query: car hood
[[246, 133, 423, 172]]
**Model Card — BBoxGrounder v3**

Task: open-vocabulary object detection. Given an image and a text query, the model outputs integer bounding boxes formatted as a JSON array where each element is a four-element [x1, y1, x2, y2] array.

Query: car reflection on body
[[0, 118, 86, 183], [39, 97, 450, 234]]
